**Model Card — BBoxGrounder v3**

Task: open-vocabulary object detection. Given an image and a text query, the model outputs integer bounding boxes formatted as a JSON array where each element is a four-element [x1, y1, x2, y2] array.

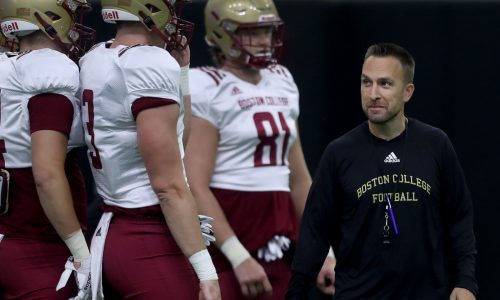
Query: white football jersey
[[79, 42, 184, 208], [0, 49, 84, 168], [189, 65, 300, 191]]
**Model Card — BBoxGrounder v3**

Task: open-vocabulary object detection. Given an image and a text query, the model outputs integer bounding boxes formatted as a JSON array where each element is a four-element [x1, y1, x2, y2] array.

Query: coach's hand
[[450, 287, 475, 300], [316, 255, 335, 295], [199, 279, 221, 300], [234, 257, 272, 298]]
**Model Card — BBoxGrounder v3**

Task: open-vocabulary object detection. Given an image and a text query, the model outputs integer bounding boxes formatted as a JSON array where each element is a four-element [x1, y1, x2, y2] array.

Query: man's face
[[236, 26, 273, 58], [360, 56, 414, 124]]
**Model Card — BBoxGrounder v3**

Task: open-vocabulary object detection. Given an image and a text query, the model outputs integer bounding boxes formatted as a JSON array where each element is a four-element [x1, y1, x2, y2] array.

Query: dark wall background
[[84, 1, 499, 298]]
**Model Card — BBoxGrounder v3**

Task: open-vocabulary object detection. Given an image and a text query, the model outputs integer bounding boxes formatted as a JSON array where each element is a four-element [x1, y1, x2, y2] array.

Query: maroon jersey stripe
[[131, 97, 177, 120], [28, 93, 74, 136]]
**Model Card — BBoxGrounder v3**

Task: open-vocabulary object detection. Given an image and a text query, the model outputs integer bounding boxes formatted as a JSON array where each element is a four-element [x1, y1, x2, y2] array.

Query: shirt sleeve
[[20, 50, 79, 97], [287, 142, 337, 298], [28, 93, 74, 136], [120, 46, 181, 113], [439, 132, 478, 295], [189, 68, 218, 127]]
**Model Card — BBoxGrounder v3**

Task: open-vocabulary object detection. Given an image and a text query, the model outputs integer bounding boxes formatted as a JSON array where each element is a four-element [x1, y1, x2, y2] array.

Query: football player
[[79, 1, 220, 299], [184, 0, 335, 299], [0, 1, 95, 299]]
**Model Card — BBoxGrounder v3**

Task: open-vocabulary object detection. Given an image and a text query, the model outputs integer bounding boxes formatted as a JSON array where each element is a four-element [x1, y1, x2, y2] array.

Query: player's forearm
[[290, 159, 312, 222], [191, 186, 236, 247], [288, 139, 312, 221], [34, 170, 82, 239], [157, 184, 207, 256], [190, 186, 251, 268], [290, 178, 311, 222]]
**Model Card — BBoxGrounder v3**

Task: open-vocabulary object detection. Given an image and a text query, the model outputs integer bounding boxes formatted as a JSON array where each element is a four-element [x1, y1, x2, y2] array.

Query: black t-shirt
[[287, 118, 477, 300]]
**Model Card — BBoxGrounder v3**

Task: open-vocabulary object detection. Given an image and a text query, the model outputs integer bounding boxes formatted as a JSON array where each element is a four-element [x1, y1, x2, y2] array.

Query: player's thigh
[[0, 236, 76, 300], [216, 268, 244, 299], [262, 258, 292, 300], [102, 218, 199, 299]]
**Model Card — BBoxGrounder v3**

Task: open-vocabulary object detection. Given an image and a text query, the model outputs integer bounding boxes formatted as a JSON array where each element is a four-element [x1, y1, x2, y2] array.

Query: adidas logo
[[96, 228, 102, 236], [231, 86, 242, 96], [384, 152, 400, 163]]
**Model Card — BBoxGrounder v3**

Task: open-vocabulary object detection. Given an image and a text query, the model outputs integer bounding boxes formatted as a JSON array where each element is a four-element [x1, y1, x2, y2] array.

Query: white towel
[[90, 212, 113, 300]]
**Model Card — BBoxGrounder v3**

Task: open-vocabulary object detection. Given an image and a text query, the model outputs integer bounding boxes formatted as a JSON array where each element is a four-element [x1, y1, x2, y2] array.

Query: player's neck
[[223, 62, 261, 85], [19, 31, 63, 53], [368, 115, 408, 141], [112, 23, 161, 48]]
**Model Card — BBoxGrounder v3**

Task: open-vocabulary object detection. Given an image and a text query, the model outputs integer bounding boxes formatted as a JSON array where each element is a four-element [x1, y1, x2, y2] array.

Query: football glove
[[198, 215, 216, 246], [56, 256, 91, 300], [257, 235, 291, 262]]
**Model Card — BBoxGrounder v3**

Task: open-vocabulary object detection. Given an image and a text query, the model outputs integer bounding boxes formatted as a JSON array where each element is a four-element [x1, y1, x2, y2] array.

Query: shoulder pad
[[265, 64, 292, 79], [119, 46, 180, 99], [18, 49, 79, 94], [196, 66, 226, 86]]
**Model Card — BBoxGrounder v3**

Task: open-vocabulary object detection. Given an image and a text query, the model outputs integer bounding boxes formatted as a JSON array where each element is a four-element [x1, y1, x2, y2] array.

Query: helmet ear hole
[[213, 31, 222, 40], [145, 4, 160, 13], [45, 11, 61, 21]]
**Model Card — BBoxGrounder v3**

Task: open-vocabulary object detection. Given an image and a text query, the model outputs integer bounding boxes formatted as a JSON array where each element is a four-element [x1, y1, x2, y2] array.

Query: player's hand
[[234, 257, 272, 298], [199, 279, 221, 300], [450, 287, 475, 300], [316, 255, 335, 295], [169, 35, 190, 67]]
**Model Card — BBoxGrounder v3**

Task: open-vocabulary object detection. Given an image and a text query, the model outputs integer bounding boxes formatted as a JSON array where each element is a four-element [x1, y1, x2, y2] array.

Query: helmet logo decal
[[1, 22, 20, 35], [102, 10, 119, 21]]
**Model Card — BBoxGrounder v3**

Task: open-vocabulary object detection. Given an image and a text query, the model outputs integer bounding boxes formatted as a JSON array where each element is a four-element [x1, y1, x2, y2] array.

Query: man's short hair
[[364, 43, 415, 84]]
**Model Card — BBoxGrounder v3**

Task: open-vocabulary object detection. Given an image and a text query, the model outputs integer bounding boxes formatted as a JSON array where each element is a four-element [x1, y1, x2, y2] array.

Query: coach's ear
[[404, 83, 415, 103]]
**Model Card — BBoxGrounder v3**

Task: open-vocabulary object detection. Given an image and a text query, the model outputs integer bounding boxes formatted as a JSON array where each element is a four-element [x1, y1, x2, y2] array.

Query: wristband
[[327, 247, 335, 258], [188, 249, 218, 281], [180, 65, 190, 96], [63, 229, 90, 262], [219, 236, 251, 268]]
